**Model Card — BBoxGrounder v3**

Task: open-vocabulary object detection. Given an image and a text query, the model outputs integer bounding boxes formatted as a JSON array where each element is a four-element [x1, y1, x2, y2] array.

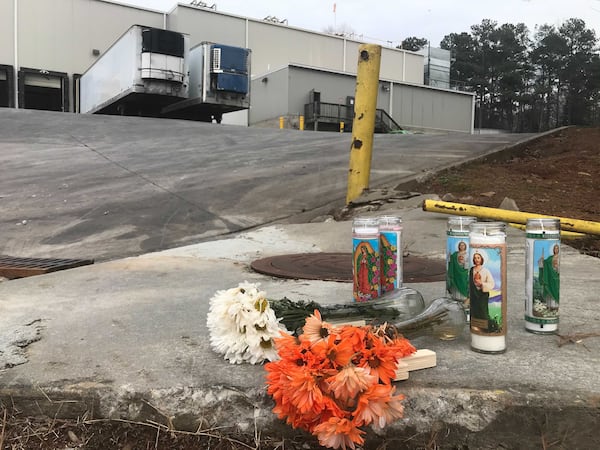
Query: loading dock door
[[22, 73, 62, 111], [0, 65, 13, 108], [18, 69, 69, 112]]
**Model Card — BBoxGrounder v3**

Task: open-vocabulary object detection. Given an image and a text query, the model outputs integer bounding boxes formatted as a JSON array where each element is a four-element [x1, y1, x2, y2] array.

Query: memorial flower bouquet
[[206, 281, 285, 364], [265, 311, 416, 449], [207, 281, 460, 364]]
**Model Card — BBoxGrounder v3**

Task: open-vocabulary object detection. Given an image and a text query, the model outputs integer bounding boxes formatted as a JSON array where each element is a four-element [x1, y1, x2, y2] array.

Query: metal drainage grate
[[0, 255, 94, 280], [250, 253, 446, 283]]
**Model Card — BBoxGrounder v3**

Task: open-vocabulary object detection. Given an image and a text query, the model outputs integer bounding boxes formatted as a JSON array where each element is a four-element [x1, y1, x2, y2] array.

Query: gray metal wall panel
[[393, 84, 474, 132], [252, 65, 473, 133], [249, 69, 289, 124], [287, 67, 354, 121]]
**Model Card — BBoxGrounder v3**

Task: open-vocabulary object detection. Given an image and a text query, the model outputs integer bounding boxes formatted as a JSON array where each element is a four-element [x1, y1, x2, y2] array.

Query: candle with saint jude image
[[469, 222, 507, 354], [525, 218, 560, 334]]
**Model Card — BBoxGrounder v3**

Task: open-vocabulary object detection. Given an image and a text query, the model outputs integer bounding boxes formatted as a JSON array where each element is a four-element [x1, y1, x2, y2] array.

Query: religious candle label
[[379, 217, 402, 293], [525, 234, 560, 328], [352, 219, 381, 302], [446, 233, 471, 302], [469, 243, 507, 338]]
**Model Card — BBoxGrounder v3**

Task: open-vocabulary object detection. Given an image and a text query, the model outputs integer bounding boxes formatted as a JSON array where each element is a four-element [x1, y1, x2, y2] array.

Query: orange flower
[[289, 370, 326, 414], [301, 309, 334, 344], [355, 339, 399, 385], [265, 314, 414, 449], [339, 325, 368, 355], [314, 417, 365, 450], [388, 335, 417, 359], [327, 365, 376, 400], [311, 333, 355, 371], [353, 383, 405, 429]]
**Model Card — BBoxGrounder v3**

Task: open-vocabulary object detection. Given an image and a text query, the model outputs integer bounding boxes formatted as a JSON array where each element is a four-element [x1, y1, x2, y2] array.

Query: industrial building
[[0, 0, 475, 133]]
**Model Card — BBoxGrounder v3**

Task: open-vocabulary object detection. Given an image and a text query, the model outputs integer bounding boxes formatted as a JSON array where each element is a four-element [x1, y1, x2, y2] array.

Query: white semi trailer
[[80, 25, 251, 122], [162, 42, 251, 123], [80, 25, 189, 117]]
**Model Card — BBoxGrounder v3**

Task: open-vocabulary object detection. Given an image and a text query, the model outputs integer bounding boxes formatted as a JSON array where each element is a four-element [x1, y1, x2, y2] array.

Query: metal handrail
[[304, 101, 403, 133]]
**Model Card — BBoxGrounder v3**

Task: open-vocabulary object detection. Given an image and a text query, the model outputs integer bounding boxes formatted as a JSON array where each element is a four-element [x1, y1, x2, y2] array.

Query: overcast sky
[[118, 0, 600, 47]]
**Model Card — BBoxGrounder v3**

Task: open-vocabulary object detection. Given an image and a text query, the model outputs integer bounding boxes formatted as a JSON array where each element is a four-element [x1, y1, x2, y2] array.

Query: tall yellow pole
[[346, 44, 381, 204], [423, 199, 600, 236]]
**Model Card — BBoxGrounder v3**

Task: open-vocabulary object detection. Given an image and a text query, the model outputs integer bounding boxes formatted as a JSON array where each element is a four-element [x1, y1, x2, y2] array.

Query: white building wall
[[0, 0, 436, 117], [13, 0, 163, 75], [167, 5, 246, 48], [0, 1, 14, 65], [248, 22, 346, 77], [168, 4, 423, 83]]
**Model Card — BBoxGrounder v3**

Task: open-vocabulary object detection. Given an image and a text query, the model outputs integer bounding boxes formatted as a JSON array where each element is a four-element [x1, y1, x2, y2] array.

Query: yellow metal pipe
[[508, 223, 585, 239], [423, 199, 600, 236], [279, 116, 284, 129], [346, 44, 382, 204], [299, 115, 305, 131]]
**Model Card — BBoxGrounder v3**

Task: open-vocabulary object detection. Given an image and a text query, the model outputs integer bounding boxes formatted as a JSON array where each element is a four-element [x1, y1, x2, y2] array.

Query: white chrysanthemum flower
[[207, 281, 288, 364]]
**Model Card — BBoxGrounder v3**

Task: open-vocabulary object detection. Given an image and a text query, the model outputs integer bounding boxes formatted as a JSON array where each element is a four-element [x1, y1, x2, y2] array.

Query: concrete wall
[[250, 65, 474, 133]]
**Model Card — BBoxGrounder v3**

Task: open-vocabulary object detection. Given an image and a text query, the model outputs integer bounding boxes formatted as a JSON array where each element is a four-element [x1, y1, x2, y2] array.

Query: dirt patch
[[0, 408, 438, 449], [410, 126, 600, 258], [2, 404, 599, 449]]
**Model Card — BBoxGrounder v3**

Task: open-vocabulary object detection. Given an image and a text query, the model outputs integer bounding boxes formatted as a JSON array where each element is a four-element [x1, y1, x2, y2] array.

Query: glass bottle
[[270, 287, 426, 333], [387, 296, 466, 340]]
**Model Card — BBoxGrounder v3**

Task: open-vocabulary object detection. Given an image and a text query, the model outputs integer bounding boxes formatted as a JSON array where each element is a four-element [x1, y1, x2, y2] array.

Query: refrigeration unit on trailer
[[162, 42, 251, 123], [80, 25, 189, 117]]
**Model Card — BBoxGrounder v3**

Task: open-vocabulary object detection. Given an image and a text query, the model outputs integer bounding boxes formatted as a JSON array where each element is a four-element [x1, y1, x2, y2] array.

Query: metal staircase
[[304, 101, 403, 133]]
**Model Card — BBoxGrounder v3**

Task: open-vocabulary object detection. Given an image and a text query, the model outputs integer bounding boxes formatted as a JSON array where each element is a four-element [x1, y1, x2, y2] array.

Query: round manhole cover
[[250, 253, 446, 283]]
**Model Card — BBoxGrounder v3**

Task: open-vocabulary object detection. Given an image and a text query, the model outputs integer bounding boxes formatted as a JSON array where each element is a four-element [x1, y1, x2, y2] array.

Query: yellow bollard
[[423, 199, 600, 236], [299, 115, 305, 131], [340, 121, 345, 133], [346, 44, 382, 204], [279, 117, 284, 129]]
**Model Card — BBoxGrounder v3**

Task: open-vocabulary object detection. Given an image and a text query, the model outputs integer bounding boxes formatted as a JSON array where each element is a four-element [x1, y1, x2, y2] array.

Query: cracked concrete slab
[[0, 319, 43, 368]]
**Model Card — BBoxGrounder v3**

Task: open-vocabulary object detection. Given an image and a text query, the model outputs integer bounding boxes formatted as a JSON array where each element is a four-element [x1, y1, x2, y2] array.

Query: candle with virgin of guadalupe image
[[379, 216, 403, 293], [352, 217, 380, 302], [469, 222, 507, 354]]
